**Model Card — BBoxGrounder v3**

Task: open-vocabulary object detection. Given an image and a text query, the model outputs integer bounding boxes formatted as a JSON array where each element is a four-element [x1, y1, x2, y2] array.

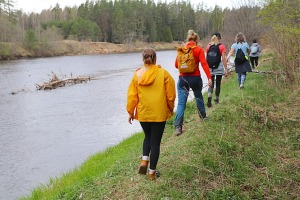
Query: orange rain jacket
[[127, 64, 176, 122]]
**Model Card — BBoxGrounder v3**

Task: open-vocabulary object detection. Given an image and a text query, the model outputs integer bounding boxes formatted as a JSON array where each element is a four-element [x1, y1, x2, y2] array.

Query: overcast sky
[[15, 0, 234, 13]]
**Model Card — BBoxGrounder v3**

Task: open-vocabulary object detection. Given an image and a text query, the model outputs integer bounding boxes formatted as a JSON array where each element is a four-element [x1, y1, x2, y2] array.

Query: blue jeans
[[174, 76, 206, 127], [237, 72, 246, 85]]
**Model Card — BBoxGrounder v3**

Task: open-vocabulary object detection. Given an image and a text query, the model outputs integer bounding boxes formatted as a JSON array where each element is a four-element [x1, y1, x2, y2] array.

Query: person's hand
[[226, 55, 230, 62], [224, 69, 229, 77], [128, 115, 134, 124], [208, 79, 212, 87]]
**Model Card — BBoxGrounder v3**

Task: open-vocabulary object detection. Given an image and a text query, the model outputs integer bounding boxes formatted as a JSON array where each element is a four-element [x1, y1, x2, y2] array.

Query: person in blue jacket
[[227, 32, 252, 89]]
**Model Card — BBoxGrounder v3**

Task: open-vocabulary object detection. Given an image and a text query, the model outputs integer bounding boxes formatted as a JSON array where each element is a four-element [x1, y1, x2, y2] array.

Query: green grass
[[21, 53, 300, 200]]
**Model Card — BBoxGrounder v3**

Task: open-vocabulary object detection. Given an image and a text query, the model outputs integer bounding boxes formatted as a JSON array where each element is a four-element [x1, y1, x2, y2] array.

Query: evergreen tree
[[24, 29, 38, 51], [210, 5, 224, 34], [111, 0, 126, 43], [70, 17, 101, 41]]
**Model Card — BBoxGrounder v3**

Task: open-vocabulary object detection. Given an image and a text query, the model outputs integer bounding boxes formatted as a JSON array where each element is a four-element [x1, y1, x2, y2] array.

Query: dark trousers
[[250, 57, 259, 69], [209, 75, 223, 97], [140, 121, 166, 170]]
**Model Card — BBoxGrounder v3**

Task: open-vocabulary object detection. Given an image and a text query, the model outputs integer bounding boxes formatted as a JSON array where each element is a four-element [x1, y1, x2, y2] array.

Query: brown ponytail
[[142, 48, 156, 65]]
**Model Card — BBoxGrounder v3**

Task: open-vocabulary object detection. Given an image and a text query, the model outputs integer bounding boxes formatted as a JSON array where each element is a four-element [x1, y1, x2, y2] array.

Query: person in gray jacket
[[249, 39, 261, 69]]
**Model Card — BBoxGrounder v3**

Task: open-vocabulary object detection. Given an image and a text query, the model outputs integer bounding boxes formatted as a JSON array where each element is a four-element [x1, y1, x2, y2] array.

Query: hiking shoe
[[175, 126, 183, 136], [239, 84, 244, 89], [202, 116, 209, 121], [207, 97, 212, 108], [156, 170, 161, 177], [199, 112, 207, 120], [138, 160, 148, 175], [148, 170, 156, 180], [214, 98, 219, 104]]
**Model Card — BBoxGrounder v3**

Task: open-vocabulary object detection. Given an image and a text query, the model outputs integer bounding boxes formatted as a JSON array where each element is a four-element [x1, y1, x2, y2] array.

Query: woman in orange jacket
[[127, 48, 176, 180], [174, 30, 212, 136]]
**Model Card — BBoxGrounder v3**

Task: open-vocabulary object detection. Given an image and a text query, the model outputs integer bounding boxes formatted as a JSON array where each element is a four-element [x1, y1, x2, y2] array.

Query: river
[[0, 50, 209, 200]]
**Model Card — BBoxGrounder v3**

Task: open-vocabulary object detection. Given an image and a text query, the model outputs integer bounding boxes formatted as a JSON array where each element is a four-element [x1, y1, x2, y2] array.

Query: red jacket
[[175, 41, 211, 79]]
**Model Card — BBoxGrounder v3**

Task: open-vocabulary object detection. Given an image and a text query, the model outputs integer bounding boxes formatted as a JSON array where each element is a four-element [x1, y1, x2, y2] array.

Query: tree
[[194, 6, 210, 40], [70, 17, 101, 41], [259, 0, 300, 85], [210, 6, 224, 34], [111, 0, 126, 43], [24, 29, 38, 52], [223, 4, 264, 45], [144, 0, 157, 42], [162, 26, 173, 42]]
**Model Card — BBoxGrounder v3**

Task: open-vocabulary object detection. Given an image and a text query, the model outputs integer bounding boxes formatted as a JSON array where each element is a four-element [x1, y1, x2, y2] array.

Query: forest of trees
[[0, 0, 299, 84], [0, 0, 264, 45]]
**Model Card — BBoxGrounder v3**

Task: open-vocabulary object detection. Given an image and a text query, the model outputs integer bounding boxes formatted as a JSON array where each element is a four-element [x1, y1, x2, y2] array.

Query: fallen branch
[[36, 72, 91, 90], [251, 70, 287, 75]]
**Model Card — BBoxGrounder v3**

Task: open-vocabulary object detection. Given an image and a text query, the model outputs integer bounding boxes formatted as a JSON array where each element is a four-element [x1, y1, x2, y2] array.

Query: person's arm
[[226, 47, 235, 62], [259, 45, 262, 53], [164, 70, 176, 113], [126, 76, 138, 124], [222, 53, 228, 77], [247, 48, 251, 55], [246, 43, 251, 60], [220, 44, 228, 76], [175, 57, 178, 69], [198, 48, 212, 87]]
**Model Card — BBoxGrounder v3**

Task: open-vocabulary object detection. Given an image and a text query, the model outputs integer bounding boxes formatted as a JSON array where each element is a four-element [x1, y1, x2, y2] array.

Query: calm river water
[[0, 50, 208, 200]]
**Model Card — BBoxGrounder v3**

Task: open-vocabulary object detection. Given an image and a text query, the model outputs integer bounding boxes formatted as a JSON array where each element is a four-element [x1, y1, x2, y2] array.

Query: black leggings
[[140, 121, 166, 170], [209, 75, 223, 97], [250, 57, 259, 68]]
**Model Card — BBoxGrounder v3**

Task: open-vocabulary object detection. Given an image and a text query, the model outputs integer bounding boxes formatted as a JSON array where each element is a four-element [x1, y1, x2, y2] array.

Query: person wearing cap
[[174, 30, 212, 136], [127, 48, 176, 180], [206, 32, 229, 107]]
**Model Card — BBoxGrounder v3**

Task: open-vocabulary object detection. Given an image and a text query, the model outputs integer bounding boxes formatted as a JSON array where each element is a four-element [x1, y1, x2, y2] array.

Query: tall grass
[[21, 51, 299, 200]]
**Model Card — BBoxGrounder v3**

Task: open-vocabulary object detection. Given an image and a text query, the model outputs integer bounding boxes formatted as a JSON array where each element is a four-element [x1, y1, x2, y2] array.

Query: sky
[[15, 0, 234, 13]]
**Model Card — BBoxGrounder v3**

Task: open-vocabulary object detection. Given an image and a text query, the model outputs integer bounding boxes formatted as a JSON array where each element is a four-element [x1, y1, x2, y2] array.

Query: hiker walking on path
[[249, 39, 262, 69], [227, 32, 252, 89], [174, 30, 212, 136], [126, 48, 176, 180], [205, 32, 229, 107]]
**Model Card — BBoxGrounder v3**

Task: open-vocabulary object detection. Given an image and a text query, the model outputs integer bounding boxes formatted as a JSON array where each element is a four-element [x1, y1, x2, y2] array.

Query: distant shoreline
[[0, 41, 180, 60]]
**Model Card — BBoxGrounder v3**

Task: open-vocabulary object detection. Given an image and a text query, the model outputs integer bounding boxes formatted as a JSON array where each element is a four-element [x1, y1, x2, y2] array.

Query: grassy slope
[[21, 53, 300, 200]]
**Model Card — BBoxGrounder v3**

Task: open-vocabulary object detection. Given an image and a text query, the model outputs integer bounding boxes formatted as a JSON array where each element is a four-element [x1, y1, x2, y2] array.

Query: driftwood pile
[[35, 72, 91, 90]]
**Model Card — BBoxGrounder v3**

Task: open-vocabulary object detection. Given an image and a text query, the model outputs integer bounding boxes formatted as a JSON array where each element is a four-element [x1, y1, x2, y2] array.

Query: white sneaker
[[239, 84, 244, 89]]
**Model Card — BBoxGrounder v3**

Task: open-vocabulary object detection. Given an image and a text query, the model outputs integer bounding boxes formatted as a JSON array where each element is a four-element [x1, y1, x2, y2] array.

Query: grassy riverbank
[[21, 52, 299, 199]]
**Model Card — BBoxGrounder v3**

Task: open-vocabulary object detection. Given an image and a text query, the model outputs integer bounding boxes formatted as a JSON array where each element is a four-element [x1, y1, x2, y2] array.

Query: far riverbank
[[0, 41, 180, 60]]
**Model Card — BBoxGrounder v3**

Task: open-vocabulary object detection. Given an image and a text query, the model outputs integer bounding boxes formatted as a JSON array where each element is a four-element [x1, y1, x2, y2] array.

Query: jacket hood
[[134, 64, 160, 86], [186, 41, 197, 48]]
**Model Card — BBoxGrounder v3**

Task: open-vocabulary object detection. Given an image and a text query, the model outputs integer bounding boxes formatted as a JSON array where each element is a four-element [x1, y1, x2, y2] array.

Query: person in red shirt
[[174, 30, 212, 136], [206, 32, 229, 107]]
